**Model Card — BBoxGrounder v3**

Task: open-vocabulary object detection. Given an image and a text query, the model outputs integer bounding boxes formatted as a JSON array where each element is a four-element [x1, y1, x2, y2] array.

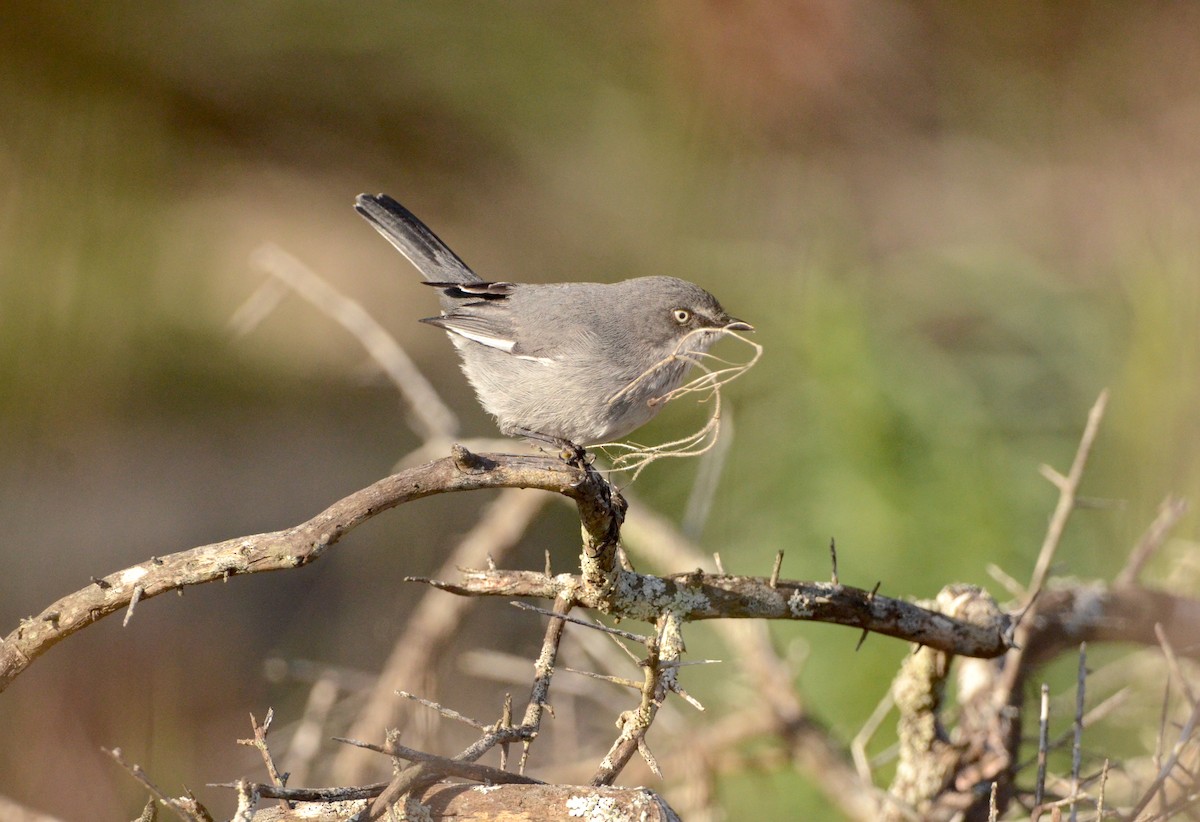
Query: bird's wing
[[420, 309, 520, 354], [354, 193, 480, 284]]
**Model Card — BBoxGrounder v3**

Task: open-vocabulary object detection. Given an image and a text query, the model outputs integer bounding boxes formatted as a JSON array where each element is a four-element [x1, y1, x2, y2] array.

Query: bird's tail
[[355, 193, 481, 285]]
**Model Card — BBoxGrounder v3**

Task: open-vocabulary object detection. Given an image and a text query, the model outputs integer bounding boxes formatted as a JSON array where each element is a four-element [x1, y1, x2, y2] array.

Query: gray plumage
[[355, 193, 751, 445]]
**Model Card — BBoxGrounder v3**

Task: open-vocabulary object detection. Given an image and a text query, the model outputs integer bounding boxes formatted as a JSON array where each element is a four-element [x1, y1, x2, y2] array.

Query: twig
[[209, 780, 386, 802], [852, 691, 895, 783], [561, 667, 644, 691], [1029, 390, 1109, 608], [712, 552, 725, 574], [510, 601, 649, 643], [516, 592, 574, 774], [770, 550, 784, 589], [590, 614, 684, 786], [1154, 677, 1173, 817], [394, 691, 487, 729], [1016, 686, 1130, 772], [986, 562, 1026, 598], [682, 408, 734, 540], [1036, 684, 1050, 807], [639, 735, 663, 778], [103, 747, 213, 822], [282, 673, 339, 787], [236, 709, 290, 810], [334, 486, 546, 783], [1128, 692, 1200, 819], [1157, 622, 1198, 706], [1117, 495, 1189, 587], [330, 737, 543, 785], [240, 243, 458, 442], [999, 390, 1109, 701], [1069, 643, 1086, 822]]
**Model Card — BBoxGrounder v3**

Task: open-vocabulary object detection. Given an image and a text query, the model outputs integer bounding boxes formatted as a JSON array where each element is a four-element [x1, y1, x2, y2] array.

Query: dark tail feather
[[354, 194, 480, 284]]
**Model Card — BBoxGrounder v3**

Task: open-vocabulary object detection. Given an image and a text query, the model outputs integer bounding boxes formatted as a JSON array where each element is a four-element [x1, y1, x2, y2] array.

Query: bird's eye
[[673, 308, 691, 324]]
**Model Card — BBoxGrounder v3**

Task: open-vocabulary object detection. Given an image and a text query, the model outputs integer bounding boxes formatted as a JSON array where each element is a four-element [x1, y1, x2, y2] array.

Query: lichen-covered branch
[[419, 569, 1014, 659]]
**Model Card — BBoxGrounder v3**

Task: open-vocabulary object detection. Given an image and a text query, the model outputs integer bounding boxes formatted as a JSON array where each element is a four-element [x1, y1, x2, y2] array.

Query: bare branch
[[334, 487, 546, 783], [1069, 644, 1086, 822], [0, 449, 615, 693], [394, 691, 488, 730], [104, 747, 214, 822], [1156, 622, 1198, 707], [592, 613, 685, 785], [1129, 695, 1200, 819], [1117, 495, 1189, 587], [328, 737, 542, 785], [1036, 684, 1051, 807], [509, 601, 649, 643], [1029, 390, 1109, 608], [237, 709, 290, 810], [240, 243, 459, 442], [429, 568, 1012, 658]]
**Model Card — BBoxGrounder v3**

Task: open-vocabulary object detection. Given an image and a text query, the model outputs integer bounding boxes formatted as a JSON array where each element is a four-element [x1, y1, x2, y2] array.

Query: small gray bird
[[355, 193, 752, 447]]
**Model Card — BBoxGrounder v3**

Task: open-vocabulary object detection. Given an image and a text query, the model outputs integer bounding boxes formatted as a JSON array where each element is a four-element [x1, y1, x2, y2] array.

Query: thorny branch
[[866, 391, 1200, 821], [16, 252, 1197, 820], [355, 592, 574, 820], [0, 448, 617, 693], [414, 569, 1012, 658]]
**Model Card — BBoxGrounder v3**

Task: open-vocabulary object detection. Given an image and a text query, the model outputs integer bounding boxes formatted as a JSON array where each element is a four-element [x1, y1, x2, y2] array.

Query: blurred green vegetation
[[1, 2, 1197, 819]]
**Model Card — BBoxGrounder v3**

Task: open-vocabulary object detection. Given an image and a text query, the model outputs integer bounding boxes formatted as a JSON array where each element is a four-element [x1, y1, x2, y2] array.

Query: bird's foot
[[513, 428, 591, 467]]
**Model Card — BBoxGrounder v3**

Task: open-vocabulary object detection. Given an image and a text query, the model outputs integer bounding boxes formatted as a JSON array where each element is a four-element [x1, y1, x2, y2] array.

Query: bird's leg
[[512, 427, 591, 467]]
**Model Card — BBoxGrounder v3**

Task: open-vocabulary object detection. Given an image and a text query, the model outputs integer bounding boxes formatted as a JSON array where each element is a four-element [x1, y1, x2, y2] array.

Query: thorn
[[518, 740, 531, 776], [638, 736, 663, 778], [500, 693, 513, 771], [544, 550, 552, 577], [855, 628, 870, 652], [1011, 589, 1042, 632], [671, 684, 706, 712], [769, 550, 784, 588], [712, 552, 726, 575], [122, 586, 144, 628], [829, 537, 839, 586], [451, 444, 495, 472]]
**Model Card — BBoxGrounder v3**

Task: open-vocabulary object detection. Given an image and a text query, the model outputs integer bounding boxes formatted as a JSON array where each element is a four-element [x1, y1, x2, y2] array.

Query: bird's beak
[[724, 319, 754, 332]]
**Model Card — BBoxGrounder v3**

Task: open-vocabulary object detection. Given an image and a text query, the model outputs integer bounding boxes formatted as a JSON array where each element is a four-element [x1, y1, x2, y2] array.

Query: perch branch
[[0, 449, 617, 693]]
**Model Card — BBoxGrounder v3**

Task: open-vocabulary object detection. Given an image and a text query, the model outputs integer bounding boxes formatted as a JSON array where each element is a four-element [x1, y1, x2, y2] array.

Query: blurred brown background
[[1, 2, 1197, 818]]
